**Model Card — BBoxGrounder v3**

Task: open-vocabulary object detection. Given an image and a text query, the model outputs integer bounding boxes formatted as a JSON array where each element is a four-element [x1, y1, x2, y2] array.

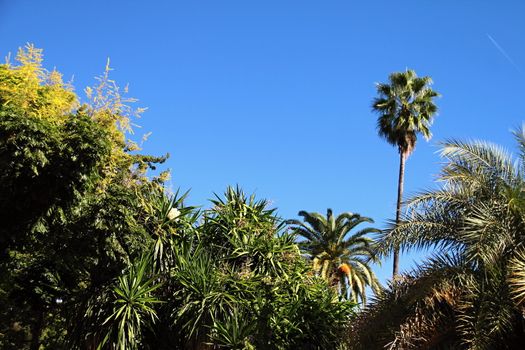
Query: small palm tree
[[372, 69, 440, 278], [287, 209, 381, 304]]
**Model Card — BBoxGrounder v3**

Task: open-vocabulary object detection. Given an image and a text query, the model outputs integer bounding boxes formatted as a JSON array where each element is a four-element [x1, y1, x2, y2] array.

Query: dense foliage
[[0, 45, 354, 349], [7, 44, 525, 350], [349, 134, 525, 349]]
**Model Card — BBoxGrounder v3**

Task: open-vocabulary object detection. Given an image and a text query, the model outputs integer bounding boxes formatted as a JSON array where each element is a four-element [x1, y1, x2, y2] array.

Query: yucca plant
[[201, 186, 282, 258], [98, 254, 161, 350], [163, 188, 356, 350], [168, 243, 258, 349], [208, 307, 257, 350], [135, 185, 199, 272]]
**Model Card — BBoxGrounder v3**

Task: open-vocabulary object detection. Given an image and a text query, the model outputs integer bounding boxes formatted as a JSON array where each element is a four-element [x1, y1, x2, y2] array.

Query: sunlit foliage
[[0, 45, 354, 350], [349, 131, 525, 349]]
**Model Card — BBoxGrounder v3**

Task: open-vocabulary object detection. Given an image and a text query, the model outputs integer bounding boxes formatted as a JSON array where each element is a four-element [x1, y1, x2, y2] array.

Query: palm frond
[[440, 139, 517, 185], [348, 252, 470, 350], [373, 69, 439, 153], [508, 248, 525, 306], [288, 208, 381, 304]]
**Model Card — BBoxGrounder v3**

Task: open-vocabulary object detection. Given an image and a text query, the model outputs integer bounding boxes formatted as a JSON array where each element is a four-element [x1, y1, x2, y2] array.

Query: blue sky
[[2, 1, 524, 284]]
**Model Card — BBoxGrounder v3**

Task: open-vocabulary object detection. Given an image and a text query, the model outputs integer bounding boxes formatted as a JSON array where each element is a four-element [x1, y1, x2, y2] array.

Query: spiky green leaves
[[98, 255, 161, 350], [288, 209, 381, 304]]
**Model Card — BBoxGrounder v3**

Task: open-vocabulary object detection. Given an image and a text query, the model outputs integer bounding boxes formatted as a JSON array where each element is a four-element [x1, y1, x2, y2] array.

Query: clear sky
[[1, 0, 524, 284]]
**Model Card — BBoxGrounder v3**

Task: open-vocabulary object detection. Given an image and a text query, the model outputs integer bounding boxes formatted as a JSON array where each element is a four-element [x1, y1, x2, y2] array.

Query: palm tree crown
[[372, 69, 440, 278], [373, 69, 439, 157], [287, 209, 381, 304]]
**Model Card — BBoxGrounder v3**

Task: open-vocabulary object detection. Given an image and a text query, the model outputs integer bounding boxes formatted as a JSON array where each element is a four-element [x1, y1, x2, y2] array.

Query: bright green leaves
[[0, 45, 356, 350], [98, 255, 161, 350], [0, 46, 162, 349], [209, 306, 257, 350], [141, 188, 356, 350]]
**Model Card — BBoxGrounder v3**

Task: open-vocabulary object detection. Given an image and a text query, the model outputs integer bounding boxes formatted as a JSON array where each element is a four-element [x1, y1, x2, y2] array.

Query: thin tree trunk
[[30, 310, 44, 350], [393, 151, 406, 278]]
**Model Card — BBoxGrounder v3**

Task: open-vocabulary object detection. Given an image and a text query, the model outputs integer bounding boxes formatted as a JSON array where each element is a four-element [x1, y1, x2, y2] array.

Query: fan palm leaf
[[372, 69, 440, 277]]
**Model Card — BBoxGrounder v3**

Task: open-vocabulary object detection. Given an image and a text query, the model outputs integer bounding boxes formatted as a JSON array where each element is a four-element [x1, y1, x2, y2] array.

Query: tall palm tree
[[372, 69, 440, 278], [287, 209, 381, 304], [349, 129, 525, 349]]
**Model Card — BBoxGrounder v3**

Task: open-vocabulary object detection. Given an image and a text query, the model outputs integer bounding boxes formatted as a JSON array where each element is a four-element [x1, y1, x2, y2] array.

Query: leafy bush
[[0, 46, 355, 349]]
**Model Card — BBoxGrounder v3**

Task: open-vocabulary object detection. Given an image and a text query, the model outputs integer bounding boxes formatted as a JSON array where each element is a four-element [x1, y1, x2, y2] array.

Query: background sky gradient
[[2, 0, 524, 284]]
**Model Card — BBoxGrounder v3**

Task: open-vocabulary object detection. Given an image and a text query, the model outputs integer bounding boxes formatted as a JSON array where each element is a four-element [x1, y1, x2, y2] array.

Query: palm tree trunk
[[393, 151, 406, 278]]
